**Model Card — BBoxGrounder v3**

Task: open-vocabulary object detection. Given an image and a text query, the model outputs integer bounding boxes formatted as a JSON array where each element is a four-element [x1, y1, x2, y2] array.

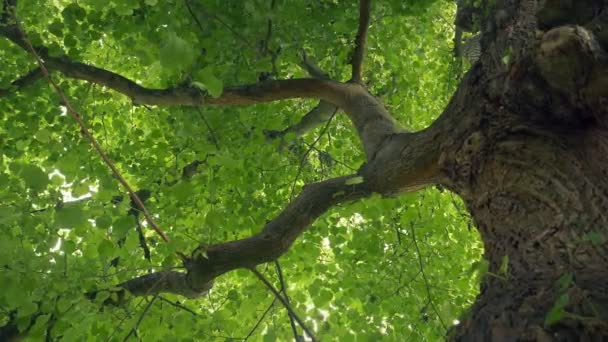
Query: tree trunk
[[442, 0, 608, 339], [2, 0, 607, 340], [447, 108, 608, 340]]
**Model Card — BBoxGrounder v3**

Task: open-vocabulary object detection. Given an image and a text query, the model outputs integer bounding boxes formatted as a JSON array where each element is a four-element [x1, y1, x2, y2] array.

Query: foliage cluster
[[1, 0, 482, 340]]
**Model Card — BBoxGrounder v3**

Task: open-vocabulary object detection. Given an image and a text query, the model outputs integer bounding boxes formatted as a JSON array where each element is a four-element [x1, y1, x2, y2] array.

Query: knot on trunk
[[535, 26, 603, 96]]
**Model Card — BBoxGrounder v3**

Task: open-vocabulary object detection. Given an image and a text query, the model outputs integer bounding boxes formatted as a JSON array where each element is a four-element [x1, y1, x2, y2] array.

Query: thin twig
[[184, 0, 255, 50], [133, 216, 152, 261], [157, 296, 198, 316], [303, 143, 357, 171], [409, 222, 447, 330], [123, 296, 158, 341], [243, 298, 276, 341], [195, 108, 221, 150], [260, 0, 276, 56], [249, 267, 317, 342], [106, 271, 178, 341], [351, 0, 372, 83], [13, 21, 169, 243], [288, 108, 338, 201], [184, 0, 205, 34], [275, 261, 299, 341]]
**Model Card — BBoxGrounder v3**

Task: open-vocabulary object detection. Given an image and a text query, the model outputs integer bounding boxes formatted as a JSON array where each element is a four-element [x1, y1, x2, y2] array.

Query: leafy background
[[0, 0, 483, 340]]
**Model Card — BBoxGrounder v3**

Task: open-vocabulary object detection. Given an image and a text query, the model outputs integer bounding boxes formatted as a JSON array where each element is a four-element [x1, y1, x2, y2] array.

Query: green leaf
[[97, 239, 115, 258], [544, 306, 564, 327], [72, 182, 90, 197], [345, 176, 364, 185], [18, 301, 38, 317], [34, 129, 52, 143], [113, 1, 138, 16], [501, 48, 512, 65], [263, 329, 277, 342], [0, 172, 9, 187], [16, 316, 31, 333], [63, 240, 77, 254], [95, 215, 113, 230], [30, 314, 51, 336], [226, 289, 239, 301], [554, 293, 570, 309], [556, 273, 573, 293], [93, 291, 111, 304], [194, 67, 223, 98], [124, 230, 141, 250], [62, 3, 86, 22], [172, 181, 196, 201], [159, 32, 196, 72], [191, 81, 206, 91], [19, 164, 49, 191], [56, 297, 72, 313], [112, 216, 134, 238], [54, 207, 85, 228], [544, 293, 570, 326], [48, 21, 64, 37], [498, 255, 509, 276], [582, 231, 607, 245]]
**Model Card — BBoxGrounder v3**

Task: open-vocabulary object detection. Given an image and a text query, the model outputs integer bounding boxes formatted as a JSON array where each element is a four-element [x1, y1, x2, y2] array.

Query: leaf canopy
[[0, 0, 482, 340]]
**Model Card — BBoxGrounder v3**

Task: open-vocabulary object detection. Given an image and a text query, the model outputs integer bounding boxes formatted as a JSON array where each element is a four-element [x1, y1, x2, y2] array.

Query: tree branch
[[0, 25, 349, 108], [0, 67, 43, 97], [89, 270, 212, 304], [274, 261, 301, 341], [299, 51, 330, 80], [45, 59, 344, 107], [184, 174, 370, 286], [0, 0, 17, 24], [2, 15, 402, 158], [265, 51, 337, 141], [350, 0, 372, 83], [92, 174, 370, 305], [264, 100, 337, 141]]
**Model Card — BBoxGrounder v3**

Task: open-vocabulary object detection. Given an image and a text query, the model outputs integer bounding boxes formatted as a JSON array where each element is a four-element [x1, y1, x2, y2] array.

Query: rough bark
[[1, 0, 608, 340], [443, 0, 608, 339]]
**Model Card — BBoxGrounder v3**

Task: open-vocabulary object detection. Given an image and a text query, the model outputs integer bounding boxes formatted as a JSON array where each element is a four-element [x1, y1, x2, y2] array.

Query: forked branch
[[299, 51, 330, 80], [265, 52, 338, 140], [351, 0, 372, 83]]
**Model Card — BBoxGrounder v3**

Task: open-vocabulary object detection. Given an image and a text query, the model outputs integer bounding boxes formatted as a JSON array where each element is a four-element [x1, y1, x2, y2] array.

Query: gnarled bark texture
[[1, 0, 608, 340], [444, 0, 608, 340]]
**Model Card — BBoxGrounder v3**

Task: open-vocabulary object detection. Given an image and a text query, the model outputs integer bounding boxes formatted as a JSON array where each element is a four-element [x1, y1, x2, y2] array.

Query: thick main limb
[[1, 7, 403, 158], [0, 25, 349, 107], [86, 174, 371, 304]]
